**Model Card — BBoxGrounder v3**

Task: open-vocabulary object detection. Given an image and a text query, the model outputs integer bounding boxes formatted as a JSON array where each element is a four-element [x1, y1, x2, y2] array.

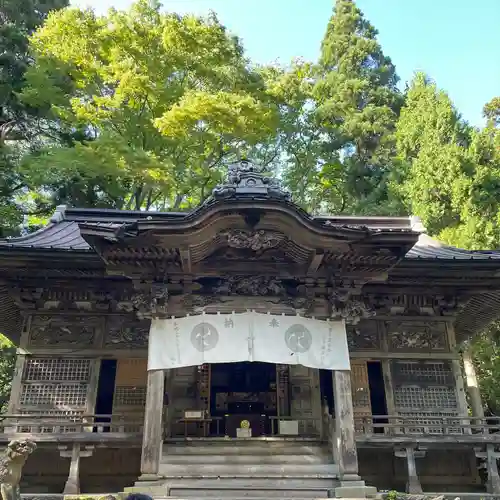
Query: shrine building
[[1, 160, 500, 498]]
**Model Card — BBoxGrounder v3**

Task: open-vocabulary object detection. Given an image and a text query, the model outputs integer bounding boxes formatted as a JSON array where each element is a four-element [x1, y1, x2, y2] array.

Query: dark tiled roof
[[2, 206, 500, 260], [0, 221, 91, 251], [406, 234, 500, 260]]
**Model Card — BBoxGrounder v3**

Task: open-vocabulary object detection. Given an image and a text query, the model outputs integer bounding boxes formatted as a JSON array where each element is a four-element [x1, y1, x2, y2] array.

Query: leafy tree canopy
[[20, 0, 279, 211]]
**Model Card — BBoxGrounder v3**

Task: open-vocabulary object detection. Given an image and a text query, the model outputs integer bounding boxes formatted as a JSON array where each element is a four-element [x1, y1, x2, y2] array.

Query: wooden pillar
[[140, 369, 164, 479], [333, 370, 359, 480], [463, 348, 484, 418], [476, 445, 500, 494], [451, 358, 469, 417], [59, 443, 94, 495], [7, 353, 26, 414], [163, 368, 174, 439], [395, 447, 425, 494]]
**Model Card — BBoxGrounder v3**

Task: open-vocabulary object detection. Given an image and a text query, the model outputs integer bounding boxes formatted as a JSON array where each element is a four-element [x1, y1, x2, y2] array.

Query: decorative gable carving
[[105, 317, 150, 348], [386, 321, 448, 351], [29, 315, 99, 346]]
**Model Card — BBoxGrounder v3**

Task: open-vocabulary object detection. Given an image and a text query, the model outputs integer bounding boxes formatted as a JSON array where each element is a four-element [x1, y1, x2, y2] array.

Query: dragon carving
[[0, 439, 36, 500]]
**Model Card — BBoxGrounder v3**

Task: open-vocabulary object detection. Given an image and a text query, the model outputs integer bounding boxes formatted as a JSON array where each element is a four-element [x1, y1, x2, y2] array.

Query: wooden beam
[[307, 251, 324, 275], [179, 248, 192, 273], [59, 443, 94, 495], [476, 444, 500, 494], [395, 447, 426, 494]]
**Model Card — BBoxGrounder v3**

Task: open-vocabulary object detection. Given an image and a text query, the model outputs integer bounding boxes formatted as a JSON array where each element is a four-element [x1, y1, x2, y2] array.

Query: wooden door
[[350, 360, 372, 431]]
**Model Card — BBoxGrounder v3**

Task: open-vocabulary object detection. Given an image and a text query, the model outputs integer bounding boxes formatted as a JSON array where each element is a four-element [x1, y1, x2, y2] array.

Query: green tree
[[20, 0, 278, 211], [395, 73, 500, 249], [0, 0, 69, 236], [0, 334, 15, 414], [311, 0, 403, 214]]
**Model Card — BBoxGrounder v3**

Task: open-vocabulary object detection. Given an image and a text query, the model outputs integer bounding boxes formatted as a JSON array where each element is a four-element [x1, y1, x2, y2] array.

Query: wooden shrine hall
[[2, 160, 500, 497]]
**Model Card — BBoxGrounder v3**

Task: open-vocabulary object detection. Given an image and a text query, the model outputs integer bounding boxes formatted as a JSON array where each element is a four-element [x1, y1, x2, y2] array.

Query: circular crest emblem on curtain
[[191, 322, 219, 352], [284, 324, 312, 353]]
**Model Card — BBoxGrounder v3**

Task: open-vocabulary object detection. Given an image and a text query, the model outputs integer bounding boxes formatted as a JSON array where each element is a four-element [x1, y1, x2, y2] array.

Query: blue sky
[[70, 0, 500, 127]]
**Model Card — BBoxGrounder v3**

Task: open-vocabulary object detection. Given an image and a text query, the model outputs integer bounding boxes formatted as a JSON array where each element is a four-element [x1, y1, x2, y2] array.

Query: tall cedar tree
[[313, 0, 403, 214]]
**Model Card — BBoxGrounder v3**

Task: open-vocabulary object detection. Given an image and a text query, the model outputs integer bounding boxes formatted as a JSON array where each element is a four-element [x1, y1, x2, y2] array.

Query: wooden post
[[59, 443, 94, 495], [140, 369, 164, 479], [395, 447, 425, 494], [476, 445, 500, 494], [463, 348, 484, 418], [333, 370, 360, 480]]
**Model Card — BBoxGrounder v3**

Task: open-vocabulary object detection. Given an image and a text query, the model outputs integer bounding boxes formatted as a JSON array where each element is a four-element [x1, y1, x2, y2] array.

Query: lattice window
[[113, 386, 147, 407], [394, 386, 458, 410], [20, 383, 87, 407], [393, 360, 453, 385], [23, 358, 91, 382]]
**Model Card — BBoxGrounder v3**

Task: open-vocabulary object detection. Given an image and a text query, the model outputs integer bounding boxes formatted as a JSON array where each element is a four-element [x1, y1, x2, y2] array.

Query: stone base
[[334, 480, 378, 498]]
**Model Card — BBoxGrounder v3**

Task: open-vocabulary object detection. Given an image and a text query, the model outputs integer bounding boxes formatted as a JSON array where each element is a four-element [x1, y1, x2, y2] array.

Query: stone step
[[130, 476, 339, 493], [164, 444, 327, 456], [158, 463, 339, 476], [167, 490, 332, 499], [153, 497, 330, 500], [161, 453, 332, 465], [152, 497, 331, 500]]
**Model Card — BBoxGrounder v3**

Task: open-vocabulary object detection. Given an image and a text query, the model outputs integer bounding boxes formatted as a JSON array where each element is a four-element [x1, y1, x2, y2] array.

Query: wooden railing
[[1, 413, 500, 443], [354, 415, 500, 436], [0, 414, 144, 437]]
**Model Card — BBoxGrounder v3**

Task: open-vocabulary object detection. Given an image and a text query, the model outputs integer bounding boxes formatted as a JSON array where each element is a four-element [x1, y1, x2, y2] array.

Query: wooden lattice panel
[[276, 364, 290, 417], [350, 360, 372, 430], [289, 365, 321, 436], [198, 364, 210, 414], [18, 358, 92, 432], [391, 360, 459, 433], [112, 359, 148, 430], [20, 383, 87, 407], [23, 358, 91, 382]]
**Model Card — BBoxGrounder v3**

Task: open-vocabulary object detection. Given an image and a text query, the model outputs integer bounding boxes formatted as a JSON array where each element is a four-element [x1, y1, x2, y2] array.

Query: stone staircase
[[128, 438, 341, 499]]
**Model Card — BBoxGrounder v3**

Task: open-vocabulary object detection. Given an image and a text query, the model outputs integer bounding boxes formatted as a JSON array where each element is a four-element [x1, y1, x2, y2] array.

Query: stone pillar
[[140, 369, 164, 480], [333, 370, 359, 480], [463, 348, 484, 418], [395, 447, 425, 494]]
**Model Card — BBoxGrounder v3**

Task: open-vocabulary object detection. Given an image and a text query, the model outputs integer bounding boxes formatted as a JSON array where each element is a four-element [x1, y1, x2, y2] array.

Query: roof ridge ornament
[[211, 159, 291, 202]]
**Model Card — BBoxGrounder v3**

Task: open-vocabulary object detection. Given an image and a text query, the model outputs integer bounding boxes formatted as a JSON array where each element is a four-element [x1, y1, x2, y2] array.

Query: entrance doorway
[[210, 362, 277, 437]]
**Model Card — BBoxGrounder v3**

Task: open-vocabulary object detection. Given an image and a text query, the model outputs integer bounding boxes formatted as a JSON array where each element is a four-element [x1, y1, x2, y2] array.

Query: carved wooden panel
[[28, 315, 99, 347], [385, 321, 448, 352], [289, 365, 321, 435], [105, 317, 150, 348], [350, 360, 372, 430], [346, 320, 380, 351]]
